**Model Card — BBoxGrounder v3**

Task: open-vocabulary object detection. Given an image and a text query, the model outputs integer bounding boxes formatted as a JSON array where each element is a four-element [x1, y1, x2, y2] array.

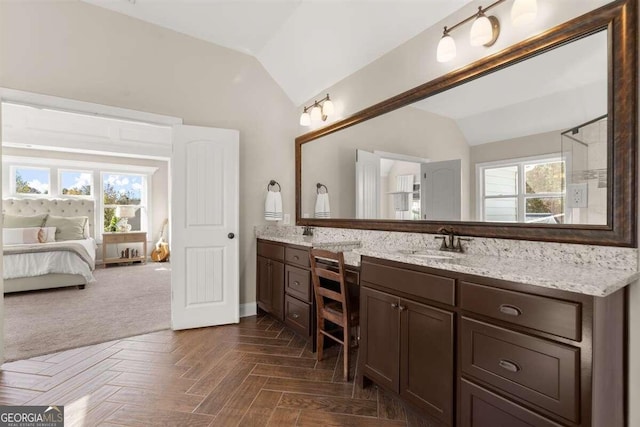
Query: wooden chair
[[309, 248, 359, 381]]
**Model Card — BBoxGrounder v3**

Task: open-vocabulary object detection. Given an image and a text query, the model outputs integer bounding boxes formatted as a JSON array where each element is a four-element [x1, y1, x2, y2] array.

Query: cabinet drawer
[[460, 317, 579, 422], [104, 234, 127, 243], [285, 265, 311, 302], [361, 260, 454, 306], [460, 281, 581, 341], [459, 379, 563, 427], [284, 295, 310, 336], [257, 241, 284, 261], [285, 247, 310, 268]]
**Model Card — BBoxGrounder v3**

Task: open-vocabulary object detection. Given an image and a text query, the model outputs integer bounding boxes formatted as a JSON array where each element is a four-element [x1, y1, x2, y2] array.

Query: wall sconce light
[[436, 0, 537, 63], [299, 94, 334, 126]]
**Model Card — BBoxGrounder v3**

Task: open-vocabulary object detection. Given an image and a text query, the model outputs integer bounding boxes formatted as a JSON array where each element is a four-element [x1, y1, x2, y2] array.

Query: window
[[12, 166, 50, 195], [60, 170, 93, 196], [103, 173, 147, 232], [479, 157, 565, 224]]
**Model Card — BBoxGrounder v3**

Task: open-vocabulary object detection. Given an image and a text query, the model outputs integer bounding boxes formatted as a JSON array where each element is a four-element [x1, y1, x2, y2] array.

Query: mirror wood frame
[[295, 0, 637, 247]]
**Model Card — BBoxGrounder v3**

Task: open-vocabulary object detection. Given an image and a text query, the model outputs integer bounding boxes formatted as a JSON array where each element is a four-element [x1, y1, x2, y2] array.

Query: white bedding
[[3, 238, 97, 283]]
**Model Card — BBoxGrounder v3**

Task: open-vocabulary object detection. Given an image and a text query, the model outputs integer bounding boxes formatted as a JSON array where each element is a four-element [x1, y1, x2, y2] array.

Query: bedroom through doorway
[[1, 97, 174, 361]]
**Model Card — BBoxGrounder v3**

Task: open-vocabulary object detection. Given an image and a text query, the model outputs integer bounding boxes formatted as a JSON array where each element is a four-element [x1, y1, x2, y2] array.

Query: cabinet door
[[270, 260, 285, 321], [400, 299, 454, 425], [360, 286, 400, 391], [256, 256, 272, 313], [257, 257, 284, 320]]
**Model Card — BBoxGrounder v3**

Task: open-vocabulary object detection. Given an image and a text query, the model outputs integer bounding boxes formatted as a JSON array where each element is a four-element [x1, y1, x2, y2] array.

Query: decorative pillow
[[3, 213, 48, 228], [3, 227, 56, 245], [44, 216, 88, 241]]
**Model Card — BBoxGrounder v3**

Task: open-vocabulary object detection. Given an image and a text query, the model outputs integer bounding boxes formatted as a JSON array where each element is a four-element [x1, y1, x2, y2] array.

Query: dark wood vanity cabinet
[[257, 239, 313, 335], [257, 239, 361, 343], [359, 256, 626, 427], [360, 269, 455, 425], [256, 243, 285, 320]]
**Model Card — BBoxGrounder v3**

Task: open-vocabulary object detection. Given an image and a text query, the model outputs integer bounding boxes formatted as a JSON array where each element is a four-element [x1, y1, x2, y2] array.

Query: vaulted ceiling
[[81, 0, 470, 105]]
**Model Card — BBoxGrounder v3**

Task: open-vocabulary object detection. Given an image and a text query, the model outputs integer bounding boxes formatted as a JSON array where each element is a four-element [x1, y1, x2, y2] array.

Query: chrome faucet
[[302, 226, 314, 236], [435, 227, 471, 253]]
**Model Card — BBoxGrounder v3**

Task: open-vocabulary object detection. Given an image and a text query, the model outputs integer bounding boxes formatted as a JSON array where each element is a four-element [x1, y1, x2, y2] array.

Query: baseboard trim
[[240, 302, 257, 318]]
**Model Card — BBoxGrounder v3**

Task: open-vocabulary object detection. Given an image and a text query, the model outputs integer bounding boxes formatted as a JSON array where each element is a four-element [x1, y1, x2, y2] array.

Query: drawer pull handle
[[391, 303, 398, 309], [293, 281, 300, 286], [498, 359, 521, 373], [499, 304, 522, 317], [293, 255, 299, 260], [398, 305, 407, 311], [291, 313, 300, 319]]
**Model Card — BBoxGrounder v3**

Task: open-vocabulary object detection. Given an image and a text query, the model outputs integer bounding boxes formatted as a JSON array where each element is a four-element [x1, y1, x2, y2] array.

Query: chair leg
[[317, 319, 324, 362], [343, 340, 350, 382]]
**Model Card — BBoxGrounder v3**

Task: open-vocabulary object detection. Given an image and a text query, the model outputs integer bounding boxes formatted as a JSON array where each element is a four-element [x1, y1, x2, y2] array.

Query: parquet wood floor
[[0, 314, 433, 426]]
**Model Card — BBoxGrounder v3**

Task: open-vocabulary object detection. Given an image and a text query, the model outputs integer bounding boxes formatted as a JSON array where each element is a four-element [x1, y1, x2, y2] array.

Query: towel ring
[[268, 180, 281, 192], [317, 183, 328, 194]]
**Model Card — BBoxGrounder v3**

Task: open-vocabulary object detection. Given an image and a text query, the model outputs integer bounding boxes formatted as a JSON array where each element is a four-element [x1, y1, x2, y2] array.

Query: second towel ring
[[268, 180, 281, 192], [317, 183, 328, 194]]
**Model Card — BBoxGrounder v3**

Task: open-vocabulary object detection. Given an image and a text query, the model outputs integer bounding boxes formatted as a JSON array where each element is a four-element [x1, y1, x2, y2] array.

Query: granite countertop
[[354, 248, 638, 297], [256, 234, 362, 267], [256, 233, 638, 296]]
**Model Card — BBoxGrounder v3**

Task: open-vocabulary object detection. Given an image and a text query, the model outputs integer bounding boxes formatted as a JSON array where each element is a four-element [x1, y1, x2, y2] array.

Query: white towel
[[264, 190, 283, 221], [315, 193, 331, 218]]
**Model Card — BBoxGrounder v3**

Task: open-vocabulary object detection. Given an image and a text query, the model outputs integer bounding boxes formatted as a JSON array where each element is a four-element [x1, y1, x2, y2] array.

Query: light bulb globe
[[299, 111, 311, 126], [437, 34, 456, 63]]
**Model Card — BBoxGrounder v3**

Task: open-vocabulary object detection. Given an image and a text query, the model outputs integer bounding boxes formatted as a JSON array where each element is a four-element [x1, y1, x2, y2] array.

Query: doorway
[[0, 89, 240, 362]]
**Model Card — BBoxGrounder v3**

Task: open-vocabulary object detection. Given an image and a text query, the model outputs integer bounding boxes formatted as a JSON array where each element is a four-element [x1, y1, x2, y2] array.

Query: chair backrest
[[309, 249, 350, 319]]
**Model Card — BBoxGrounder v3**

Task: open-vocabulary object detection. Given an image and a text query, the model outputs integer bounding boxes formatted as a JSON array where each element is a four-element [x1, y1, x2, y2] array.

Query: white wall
[[0, 1, 298, 307]]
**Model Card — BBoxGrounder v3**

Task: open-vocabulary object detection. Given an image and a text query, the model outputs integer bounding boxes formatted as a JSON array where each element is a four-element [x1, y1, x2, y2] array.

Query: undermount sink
[[396, 249, 456, 260]]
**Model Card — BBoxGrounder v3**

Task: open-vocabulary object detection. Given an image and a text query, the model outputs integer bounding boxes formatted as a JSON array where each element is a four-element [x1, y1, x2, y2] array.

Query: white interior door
[[356, 149, 380, 219], [421, 159, 461, 221], [171, 125, 239, 330]]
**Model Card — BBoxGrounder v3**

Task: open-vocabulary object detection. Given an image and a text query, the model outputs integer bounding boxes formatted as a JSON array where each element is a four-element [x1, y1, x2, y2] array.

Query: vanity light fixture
[[469, 8, 500, 47], [299, 94, 334, 126], [436, 0, 537, 63], [511, 0, 538, 26]]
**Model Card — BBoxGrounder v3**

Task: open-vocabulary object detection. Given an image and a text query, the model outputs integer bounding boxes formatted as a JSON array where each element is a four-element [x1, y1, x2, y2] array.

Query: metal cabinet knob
[[391, 303, 398, 308], [293, 281, 300, 286], [292, 313, 300, 319], [228, 233, 235, 239], [398, 305, 407, 311]]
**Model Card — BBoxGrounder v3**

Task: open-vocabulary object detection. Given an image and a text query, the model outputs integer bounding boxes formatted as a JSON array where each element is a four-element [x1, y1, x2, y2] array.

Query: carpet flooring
[[4, 262, 171, 361]]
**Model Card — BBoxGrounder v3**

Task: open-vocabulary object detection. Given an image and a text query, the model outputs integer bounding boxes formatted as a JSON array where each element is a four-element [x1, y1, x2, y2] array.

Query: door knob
[[228, 233, 235, 239]]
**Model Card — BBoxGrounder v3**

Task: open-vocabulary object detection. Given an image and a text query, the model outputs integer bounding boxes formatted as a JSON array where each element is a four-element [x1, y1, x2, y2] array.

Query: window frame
[[58, 169, 94, 198], [10, 165, 51, 197], [477, 153, 566, 223], [100, 171, 150, 233]]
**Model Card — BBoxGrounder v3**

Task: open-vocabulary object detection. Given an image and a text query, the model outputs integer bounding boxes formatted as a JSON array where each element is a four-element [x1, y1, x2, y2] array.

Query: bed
[[2, 198, 97, 293]]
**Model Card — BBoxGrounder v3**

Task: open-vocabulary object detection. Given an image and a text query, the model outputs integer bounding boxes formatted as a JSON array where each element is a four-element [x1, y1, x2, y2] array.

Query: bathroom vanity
[[358, 254, 626, 427], [256, 238, 360, 340], [256, 227, 636, 427]]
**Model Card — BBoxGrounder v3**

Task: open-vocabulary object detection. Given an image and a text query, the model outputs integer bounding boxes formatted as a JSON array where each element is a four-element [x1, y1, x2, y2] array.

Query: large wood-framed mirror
[[296, 0, 637, 247]]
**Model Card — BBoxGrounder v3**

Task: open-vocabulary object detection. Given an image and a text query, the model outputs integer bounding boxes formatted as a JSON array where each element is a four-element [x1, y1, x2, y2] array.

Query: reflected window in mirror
[[478, 155, 566, 224]]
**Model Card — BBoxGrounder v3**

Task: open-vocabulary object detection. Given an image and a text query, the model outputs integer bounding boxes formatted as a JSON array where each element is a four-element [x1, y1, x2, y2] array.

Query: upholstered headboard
[[2, 199, 96, 238]]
